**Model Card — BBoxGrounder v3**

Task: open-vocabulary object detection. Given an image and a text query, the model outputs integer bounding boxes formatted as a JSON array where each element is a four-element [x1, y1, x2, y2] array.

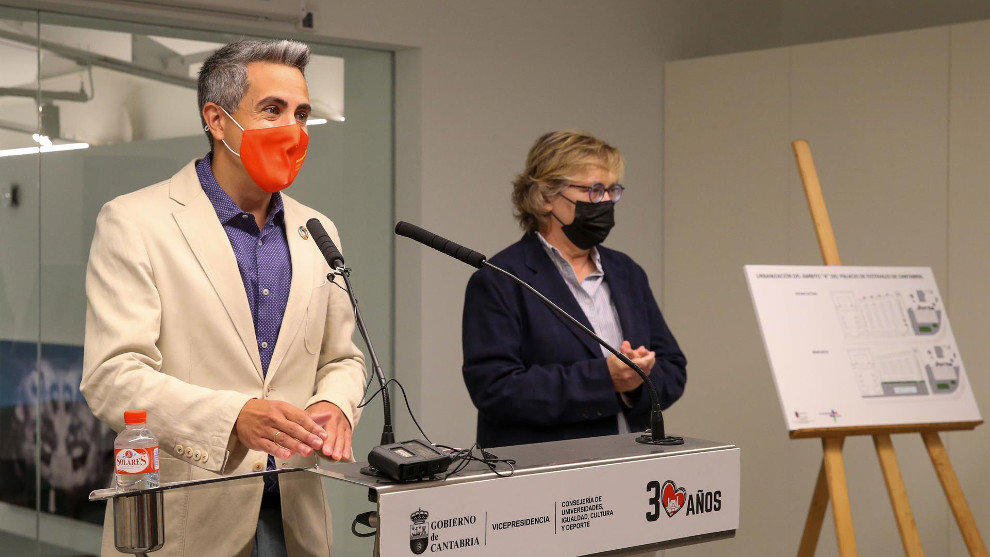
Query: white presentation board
[[745, 265, 981, 431]]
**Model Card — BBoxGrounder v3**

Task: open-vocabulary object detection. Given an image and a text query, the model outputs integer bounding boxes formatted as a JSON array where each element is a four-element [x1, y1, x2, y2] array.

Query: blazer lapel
[[264, 198, 313, 384], [170, 162, 264, 379], [600, 250, 641, 346], [521, 234, 602, 357]]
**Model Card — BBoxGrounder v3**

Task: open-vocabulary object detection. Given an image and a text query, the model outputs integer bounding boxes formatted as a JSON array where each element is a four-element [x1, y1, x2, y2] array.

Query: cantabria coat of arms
[[409, 508, 429, 554]]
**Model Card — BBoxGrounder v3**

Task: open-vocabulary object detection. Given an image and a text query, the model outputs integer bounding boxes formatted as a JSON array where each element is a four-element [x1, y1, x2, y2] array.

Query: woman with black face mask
[[461, 130, 688, 448]]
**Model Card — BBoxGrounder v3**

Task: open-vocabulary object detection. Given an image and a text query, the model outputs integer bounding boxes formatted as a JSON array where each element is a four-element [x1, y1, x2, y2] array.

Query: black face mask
[[553, 198, 615, 250]]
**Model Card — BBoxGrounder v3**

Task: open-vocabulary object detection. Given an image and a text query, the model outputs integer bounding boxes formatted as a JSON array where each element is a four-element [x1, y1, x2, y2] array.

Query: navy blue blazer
[[462, 232, 687, 448]]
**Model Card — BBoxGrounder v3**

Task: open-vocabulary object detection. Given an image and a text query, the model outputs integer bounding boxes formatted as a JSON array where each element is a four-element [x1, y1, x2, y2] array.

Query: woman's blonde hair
[[511, 130, 624, 232]]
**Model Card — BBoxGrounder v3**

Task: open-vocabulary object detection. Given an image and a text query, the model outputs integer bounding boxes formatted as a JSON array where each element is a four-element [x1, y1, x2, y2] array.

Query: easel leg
[[823, 437, 858, 557], [921, 432, 989, 557], [798, 460, 830, 557], [872, 434, 924, 556]]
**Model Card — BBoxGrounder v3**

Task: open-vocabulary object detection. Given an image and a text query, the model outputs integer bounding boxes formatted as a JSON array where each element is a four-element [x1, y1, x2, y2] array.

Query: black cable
[[358, 378, 433, 445], [329, 274, 380, 400], [450, 447, 513, 478], [391, 379, 433, 445], [327, 271, 437, 451], [358, 366, 377, 401], [351, 511, 377, 538], [437, 443, 515, 480], [358, 377, 390, 408]]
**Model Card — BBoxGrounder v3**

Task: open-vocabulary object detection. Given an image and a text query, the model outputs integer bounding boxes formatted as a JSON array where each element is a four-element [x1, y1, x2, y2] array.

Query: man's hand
[[234, 399, 327, 460], [606, 340, 656, 393], [306, 401, 352, 461]]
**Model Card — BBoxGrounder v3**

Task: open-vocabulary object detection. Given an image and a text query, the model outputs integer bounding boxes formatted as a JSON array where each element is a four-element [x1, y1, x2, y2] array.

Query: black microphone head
[[307, 217, 345, 269], [393, 220, 422, 240], [394, 221, 487, 269], [306, 217, 328, 238]]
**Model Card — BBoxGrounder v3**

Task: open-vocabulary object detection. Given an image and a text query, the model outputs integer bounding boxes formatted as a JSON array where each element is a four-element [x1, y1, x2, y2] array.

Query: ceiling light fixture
[[0, 142, 90, 158], [32, 133, 53, 147]]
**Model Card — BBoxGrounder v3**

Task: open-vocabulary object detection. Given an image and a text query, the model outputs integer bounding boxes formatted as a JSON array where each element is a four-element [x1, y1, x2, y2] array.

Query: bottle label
[[114, 446, 160, 475]]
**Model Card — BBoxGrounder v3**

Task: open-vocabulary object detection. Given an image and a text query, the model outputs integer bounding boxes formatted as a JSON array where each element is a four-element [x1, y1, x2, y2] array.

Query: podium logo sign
[[661, 480, 685, 517], [407, 507, 482, 554], [379, 448, 740, 556], [410, 508, 429, 554], [646, 479, 722, 522]]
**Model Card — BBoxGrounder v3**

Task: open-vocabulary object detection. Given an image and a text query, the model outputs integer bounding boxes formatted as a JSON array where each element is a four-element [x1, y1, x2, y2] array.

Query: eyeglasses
[[566, 183, 625, 203]]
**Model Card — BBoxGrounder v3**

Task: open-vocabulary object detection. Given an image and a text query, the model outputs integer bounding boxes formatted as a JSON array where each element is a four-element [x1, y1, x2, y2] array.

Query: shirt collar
[[195, 153, 284, 228], [535, 232, 603, 277]]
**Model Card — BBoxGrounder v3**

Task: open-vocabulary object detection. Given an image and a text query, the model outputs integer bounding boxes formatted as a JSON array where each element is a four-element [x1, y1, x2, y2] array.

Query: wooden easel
[[791, 139, 988, 557]]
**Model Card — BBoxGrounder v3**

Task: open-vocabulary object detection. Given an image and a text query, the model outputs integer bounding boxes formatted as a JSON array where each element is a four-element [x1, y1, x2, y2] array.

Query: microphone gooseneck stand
[[394, 221, 682, 445], [482, 261, 682, 446], [305, 218, 396, 472], [334, 266, 396, 450]]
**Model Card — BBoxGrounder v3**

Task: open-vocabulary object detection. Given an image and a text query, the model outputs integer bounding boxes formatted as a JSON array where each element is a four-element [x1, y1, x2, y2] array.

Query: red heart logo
[[661, 480, 686, 517]]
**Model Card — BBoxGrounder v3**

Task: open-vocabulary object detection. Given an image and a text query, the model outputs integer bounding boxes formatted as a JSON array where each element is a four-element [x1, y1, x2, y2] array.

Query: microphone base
[[635, 433, 685, 446], [359, 465, 388, 478]]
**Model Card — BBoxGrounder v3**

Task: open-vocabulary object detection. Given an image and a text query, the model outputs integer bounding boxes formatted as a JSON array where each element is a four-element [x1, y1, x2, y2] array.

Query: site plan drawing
[[745, 265, 981, 431]]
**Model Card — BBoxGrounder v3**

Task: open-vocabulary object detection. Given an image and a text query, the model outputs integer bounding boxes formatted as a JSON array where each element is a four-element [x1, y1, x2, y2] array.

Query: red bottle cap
[[124, 410, 147, 424]]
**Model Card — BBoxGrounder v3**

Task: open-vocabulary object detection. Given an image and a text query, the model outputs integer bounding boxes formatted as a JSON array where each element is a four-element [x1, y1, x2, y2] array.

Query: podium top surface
[[309, 434, 735, 495], [91, 434, 736, 501]]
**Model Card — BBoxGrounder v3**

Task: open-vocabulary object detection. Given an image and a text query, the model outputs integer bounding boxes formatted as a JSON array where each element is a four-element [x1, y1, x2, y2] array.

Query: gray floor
[[0, 531, 91, 557]]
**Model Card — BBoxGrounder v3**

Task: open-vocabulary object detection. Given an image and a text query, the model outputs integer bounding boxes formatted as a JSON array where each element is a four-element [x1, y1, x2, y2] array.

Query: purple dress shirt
[[196, 154, 290, 493]]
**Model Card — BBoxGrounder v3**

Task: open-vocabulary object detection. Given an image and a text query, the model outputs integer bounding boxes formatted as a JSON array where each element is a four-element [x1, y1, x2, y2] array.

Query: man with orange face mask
[[81, 40, 366, 556]]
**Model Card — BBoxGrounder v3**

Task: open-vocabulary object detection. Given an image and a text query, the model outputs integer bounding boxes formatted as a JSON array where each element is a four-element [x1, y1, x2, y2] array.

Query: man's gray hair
[[197, 39, 311, 149]]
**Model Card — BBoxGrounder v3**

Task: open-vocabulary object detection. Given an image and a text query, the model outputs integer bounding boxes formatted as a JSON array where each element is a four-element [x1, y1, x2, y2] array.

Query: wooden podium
[[790, 140, 987, 557]]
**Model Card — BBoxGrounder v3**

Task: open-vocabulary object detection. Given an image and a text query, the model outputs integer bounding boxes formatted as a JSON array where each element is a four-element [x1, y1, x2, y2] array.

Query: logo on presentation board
[[793, 410, 813, 424], [819, 408, 842, 422], [661, 480, 686, 517], [409, 508, 429, 554], [298, 225, 309, 240]]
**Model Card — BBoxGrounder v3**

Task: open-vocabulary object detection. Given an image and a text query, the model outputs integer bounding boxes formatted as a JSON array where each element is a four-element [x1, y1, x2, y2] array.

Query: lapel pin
[[298, 226, 309, 240]]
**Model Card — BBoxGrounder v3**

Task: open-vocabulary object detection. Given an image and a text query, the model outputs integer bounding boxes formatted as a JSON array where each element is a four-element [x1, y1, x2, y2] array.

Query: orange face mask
[[218, 106, 309, 193]]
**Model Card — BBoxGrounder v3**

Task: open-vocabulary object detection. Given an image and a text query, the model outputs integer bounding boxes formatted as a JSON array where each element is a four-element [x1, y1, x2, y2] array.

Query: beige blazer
[[82, 159, 366, 556]]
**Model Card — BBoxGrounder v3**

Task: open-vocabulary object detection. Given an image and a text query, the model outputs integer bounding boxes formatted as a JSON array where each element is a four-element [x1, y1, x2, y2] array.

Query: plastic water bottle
[[114, 409, 160, 491]]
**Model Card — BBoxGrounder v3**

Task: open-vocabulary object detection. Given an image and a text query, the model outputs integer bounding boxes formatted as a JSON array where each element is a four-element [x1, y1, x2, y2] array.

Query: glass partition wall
[[0, 7, 393, 555]]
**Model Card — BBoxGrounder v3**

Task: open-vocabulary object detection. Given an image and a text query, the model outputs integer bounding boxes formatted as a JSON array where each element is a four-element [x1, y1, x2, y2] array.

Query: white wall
[[318, 0, 676, 446], [665, 22, 990, 557], [306, 0, 990, 449], [8, 1, 990, 555], [17, 0, 990, 458], [944, 19, 990, 557]]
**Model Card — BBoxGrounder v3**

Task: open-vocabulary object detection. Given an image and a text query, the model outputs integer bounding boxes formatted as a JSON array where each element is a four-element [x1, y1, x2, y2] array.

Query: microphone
[[306, 218, 394, 447], [306, 218, 345, 270], [395, 221, 487, 269], [394, 221, 682, 445]]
